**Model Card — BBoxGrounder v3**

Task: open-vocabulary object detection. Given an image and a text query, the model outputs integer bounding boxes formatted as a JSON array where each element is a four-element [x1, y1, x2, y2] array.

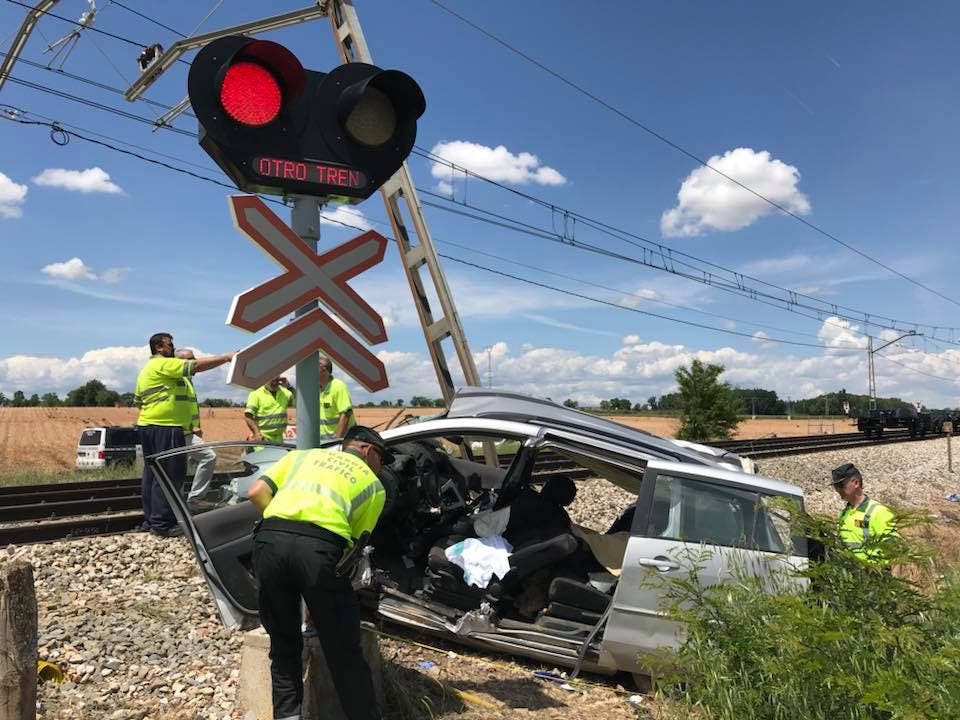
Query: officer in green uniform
[[832, 462, 897, 564], [247, 425, 392, 720], [244, 376, 294, 443], [134, 333, 233, 536]]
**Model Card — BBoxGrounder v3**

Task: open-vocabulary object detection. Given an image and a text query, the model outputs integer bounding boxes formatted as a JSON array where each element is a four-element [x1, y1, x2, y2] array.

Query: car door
[[601, 459, 804, 674], [149, 442, 294, 630]]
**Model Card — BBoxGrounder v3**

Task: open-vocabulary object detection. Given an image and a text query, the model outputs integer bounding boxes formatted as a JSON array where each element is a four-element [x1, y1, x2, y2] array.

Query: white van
[[75, 426, 142, 470]]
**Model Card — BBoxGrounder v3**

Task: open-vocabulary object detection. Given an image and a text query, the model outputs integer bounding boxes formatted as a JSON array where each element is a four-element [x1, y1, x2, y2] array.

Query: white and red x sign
[[226, 195, 389, 391]]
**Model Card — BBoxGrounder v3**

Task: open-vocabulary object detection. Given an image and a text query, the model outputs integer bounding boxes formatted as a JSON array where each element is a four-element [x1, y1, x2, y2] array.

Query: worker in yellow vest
[[319, 356, 356, 438], [244, 376, 294, 443], [247, 425, 392, 720], [134, 333, 234, 537], [831, 462, 897, 565]]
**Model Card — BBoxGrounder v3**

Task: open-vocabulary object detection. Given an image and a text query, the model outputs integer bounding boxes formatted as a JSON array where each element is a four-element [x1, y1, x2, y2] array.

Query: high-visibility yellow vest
[[319, 377, 355, 436], [245, 385, 293, 442], [838, 496, 896, 564], [184, 376, 200, 432], [262, 448, 385, 543], [134, 355, 197, 430]]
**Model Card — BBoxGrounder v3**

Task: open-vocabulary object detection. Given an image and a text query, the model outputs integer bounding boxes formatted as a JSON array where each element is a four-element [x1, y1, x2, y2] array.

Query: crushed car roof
[[441, 388, 750, 470]]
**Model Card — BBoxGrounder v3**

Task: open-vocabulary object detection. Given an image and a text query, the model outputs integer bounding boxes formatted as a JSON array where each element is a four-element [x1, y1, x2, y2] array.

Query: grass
[[647, 508, 960, 720], [0, 461, 144, 486]]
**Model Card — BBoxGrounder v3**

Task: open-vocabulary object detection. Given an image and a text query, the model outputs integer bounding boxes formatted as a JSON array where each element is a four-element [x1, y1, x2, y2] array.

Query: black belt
[[256, 516, 348, 548]]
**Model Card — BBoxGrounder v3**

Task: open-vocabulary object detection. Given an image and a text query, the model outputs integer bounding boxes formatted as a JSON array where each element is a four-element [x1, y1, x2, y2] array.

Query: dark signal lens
[[219, 61, 282, 126]]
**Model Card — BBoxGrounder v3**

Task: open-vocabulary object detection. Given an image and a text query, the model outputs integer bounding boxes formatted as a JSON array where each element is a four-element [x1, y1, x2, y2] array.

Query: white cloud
[[320, 205, 371, 231], [660, 147, 810, 237], [436, 180, 454, 196], [32, 167, 124, 194], [619, 288, 660, 309], [752, 330, 771, 345], [817, 316, 867, 350], [99, 267, 130, 283], [41, 257, 130, 284], [0, 171, 28, 218], [41, 257, 96, 281], [9, 335, 960, 409], [430, 140, 566, 187]]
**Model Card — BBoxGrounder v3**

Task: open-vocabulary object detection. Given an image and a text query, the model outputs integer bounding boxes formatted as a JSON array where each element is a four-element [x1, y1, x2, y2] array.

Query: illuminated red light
[[219, 61, 282, 126]]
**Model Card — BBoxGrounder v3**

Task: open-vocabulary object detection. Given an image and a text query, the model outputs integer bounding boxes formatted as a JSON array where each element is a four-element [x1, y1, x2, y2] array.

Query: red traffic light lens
[[220, 61, 282, 126]]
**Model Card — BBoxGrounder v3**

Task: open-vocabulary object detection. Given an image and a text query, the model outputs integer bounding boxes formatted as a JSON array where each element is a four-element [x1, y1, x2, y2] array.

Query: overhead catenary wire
[[9, 66, 959, 351], [419, 187, 960, 348], [436, 236, 856, 343], [3, 110, 884, 355], [416, 148, 960, 342], [437, 254, 865, 352], [6, 14, 957, 343], [427, 0, 960, 309]]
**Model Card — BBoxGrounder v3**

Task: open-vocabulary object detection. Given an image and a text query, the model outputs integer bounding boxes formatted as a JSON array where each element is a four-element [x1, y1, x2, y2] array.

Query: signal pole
[[867, 331, 918, 411], [291, 196, 322, 450]]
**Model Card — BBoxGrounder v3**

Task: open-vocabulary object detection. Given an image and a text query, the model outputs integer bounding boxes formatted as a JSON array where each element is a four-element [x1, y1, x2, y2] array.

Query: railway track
[[3, 431, 947, 545], [712, 429, 946, 458]]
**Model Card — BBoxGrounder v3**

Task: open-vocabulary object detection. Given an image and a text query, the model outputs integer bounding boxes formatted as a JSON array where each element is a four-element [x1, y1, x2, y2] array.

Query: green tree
[[66, 379, 108, 406], [12, 390, 26, 407], [27, 393, 40, 407], [40, 392, 60, 407], [378, 400, 391, 407], [94, 388, 121, 406], [675, 359, 741, 441], [563, 399, 579, 409], [202, 398, 235, 408], [396, 399, 404, 408], [0, 392, 6, 406], [647, 396, 658, 411], [119, 391, 136, 407]]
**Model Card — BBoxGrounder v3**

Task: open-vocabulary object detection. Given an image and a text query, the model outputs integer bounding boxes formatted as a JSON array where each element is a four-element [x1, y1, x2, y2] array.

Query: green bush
[[649, 510, 960, 720]]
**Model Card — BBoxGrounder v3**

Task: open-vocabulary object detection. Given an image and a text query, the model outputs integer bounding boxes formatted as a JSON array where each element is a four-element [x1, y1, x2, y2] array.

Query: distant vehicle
[[75, 426, 142, 470], [856, 407, 933, 438], [147, 389, 805, 682]]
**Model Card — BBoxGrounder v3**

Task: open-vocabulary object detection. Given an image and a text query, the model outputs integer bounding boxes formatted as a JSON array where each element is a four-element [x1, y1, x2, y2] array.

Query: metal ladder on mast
[[325, 0, 483, 406]]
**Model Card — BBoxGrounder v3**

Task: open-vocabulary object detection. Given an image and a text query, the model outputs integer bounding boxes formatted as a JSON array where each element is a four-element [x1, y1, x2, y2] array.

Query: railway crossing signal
[[186, 35, 425, 200], [226, 195, 389, 391]]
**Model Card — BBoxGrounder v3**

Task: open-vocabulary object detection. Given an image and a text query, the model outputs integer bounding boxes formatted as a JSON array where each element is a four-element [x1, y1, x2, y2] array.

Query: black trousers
[[252, 528, 380, 720], [139, 425, 186, 532]]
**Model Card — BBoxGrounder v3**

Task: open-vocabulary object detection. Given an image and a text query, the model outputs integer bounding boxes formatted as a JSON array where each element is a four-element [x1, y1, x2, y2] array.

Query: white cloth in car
[[472, 507, 511, 538], [444, 535, 513, 589]]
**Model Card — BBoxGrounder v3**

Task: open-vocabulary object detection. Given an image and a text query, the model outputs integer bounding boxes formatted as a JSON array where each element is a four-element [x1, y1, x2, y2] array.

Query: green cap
[[343, 425, 394, 464]]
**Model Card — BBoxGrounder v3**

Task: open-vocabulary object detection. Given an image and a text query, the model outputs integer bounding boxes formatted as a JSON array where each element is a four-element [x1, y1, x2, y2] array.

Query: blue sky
[[1, 0, 959, 408]]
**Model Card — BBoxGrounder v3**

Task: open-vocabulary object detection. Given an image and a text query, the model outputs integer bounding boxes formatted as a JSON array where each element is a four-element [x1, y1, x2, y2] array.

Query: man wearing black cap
[[247, 425, 393, 720], [831, 462, 897, 564]]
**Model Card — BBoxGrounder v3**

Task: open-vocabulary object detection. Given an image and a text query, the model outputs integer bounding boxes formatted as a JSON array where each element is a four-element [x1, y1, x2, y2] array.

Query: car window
[[648, 474, 788, 554], [152, 442, 294, 517], [80, 429, 103, 446], [105, 428, 138, 446]]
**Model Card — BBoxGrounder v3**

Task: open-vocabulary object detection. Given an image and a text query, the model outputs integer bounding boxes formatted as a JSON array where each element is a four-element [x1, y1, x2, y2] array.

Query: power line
[[435, 236, 855, 343], [427, 0, 960, 309], [419, 186, 960, 345], [2, 110, 879, 353], [3, 74, 195, 136], [876, 355, 960, 384], [5, 0, 151, 48], [11, 8, 957, 341], [11, 66, 960, 348], [416, 146, 960, 340], [438, 253, 864, 352], [108, 0, 187, 38]]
